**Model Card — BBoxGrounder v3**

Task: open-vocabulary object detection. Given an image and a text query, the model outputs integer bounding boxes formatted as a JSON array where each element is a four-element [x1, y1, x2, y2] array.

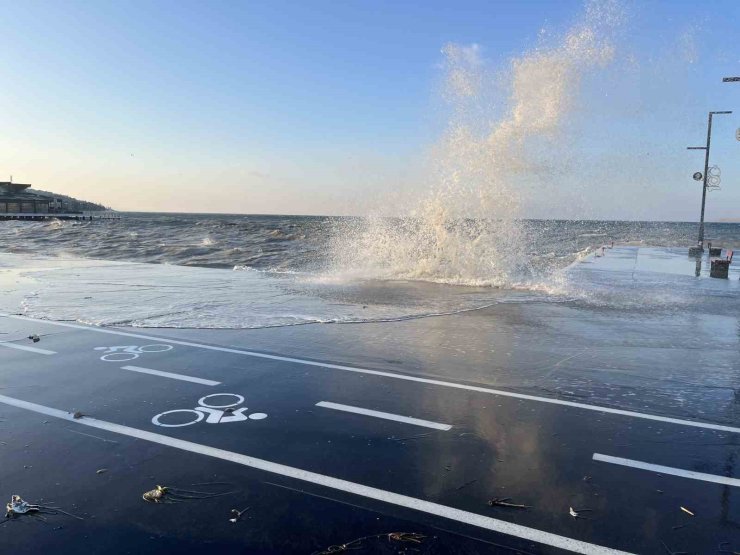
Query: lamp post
[[687, 110, 732, 249]]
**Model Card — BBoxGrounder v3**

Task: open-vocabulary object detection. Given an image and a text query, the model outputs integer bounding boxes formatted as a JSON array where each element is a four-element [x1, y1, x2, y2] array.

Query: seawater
[[2, 214, 738, 273], [1, 215, 739, 329]]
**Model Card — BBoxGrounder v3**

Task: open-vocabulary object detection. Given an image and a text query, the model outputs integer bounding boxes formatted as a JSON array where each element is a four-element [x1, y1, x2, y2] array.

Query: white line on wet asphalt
[[593, 453, 740, 488], [0, 393, 632, 555], [120, 365, 220, 386], [2, 313, 740, 435], [316, 401, 452, 431], [0, 341, 56, 355]]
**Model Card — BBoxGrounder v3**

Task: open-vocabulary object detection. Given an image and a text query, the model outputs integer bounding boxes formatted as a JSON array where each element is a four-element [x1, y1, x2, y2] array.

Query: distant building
[[0, 182, 54, 214], [0, 181, 77, 214], [0, 181, 116, 220]]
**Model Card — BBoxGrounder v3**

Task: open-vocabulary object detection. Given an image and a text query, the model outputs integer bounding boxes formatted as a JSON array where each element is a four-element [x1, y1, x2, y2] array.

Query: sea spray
[[329, 1, 622, 288]]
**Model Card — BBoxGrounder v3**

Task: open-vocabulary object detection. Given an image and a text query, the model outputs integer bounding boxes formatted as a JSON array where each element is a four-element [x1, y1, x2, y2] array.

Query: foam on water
[[2, 253, 537, 329], [5, 244, 737, 330]]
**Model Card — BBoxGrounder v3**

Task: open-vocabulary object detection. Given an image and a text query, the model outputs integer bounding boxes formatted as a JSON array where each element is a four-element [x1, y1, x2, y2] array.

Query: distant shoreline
[[113, 211, 740, 224]]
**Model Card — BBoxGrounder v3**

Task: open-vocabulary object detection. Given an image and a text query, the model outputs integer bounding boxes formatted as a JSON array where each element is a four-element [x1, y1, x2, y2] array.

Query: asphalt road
[[1, 311, 739, 554]]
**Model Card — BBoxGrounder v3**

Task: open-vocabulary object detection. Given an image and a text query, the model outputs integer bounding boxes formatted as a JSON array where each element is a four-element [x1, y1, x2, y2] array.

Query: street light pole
[[687, 110, 732, 248]]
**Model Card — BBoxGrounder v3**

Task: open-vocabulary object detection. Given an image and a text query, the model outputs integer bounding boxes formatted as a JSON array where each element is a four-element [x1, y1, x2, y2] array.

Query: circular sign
[[693, 172, 703, 181]]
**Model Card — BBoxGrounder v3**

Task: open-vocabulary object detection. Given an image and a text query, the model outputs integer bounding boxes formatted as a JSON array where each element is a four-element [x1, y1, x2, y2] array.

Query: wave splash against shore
[[329, 2, 621, 288]]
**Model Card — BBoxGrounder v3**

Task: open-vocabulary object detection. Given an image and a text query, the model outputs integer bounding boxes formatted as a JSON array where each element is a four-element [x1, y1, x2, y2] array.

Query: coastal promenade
[[0, 247, 738, 554]]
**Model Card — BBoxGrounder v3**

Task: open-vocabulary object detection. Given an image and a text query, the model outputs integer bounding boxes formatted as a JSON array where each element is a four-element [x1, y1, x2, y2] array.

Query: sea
[[0, 213, 738, 329]]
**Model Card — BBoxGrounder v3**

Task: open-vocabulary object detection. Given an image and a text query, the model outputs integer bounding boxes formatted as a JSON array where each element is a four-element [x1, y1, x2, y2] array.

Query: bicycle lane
[[133, 368, 740, 555], [1, 319, 614, 554], [1, 315, 739, 554]]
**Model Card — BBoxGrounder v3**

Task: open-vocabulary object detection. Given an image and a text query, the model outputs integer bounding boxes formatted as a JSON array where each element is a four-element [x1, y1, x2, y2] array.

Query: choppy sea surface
[[1, 213, 739, 329]]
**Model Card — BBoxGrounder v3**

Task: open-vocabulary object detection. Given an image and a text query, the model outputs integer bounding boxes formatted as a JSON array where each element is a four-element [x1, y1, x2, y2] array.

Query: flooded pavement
[[0, 247, 739, 554]]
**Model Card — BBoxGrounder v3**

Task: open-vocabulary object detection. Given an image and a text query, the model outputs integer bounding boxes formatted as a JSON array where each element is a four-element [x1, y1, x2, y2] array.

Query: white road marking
[[199, 393, 243, 408], [2, 313, 739, 435], [96, 344, 173, 362], [0, 393, 632, 555], [316, 401, 452, 431], [593, 453, 740, 488], [0, 341, 56, 355], [121, 365, 220, 386], [152, 393, 265, 427]]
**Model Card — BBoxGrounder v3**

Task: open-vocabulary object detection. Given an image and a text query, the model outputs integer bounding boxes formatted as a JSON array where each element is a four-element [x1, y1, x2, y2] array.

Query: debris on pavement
[[142, 483, 236, 504], [72, 411, 86, 419], [679, 506, 694, 516], [142, 485, 167, 503], [313, 532, 426, 555], [6, 495, 37, 517], [96, 468, 108, 475], [488, 497, 530, 509], [454, 479, 478, 491], [229, 507, 249, 523], [389, 432, 433, 442], [569, 507, 593, 519], [388, 532, 424, 543], [5, 494, 83, 521], [28, 335, 40, 343]]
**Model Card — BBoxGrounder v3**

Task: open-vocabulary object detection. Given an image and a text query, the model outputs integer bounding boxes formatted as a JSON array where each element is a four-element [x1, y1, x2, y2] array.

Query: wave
[[328, 3, 622, 289]]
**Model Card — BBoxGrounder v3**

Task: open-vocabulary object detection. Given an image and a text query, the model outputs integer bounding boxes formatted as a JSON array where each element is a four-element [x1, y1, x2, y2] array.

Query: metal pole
[[698, 113, 712, 245], [687, 110, 732, 248], [722, 77, 740, 82]]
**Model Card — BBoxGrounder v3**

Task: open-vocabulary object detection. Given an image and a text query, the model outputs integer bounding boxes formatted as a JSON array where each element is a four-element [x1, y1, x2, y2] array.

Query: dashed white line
[[120, 365, 220, 386], [0, 341, 56, 355], [0, 393, 633, 555], [2, 313, 739, 435], [593, 453, 740, 488], [316, 401, 452, 431]]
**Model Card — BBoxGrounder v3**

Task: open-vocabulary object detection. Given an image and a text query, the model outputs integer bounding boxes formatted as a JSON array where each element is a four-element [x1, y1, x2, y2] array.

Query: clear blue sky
[[0, 0, 738, 220]]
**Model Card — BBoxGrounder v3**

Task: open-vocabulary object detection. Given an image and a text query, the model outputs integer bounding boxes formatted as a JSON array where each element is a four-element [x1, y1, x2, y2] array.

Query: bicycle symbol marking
[[151, 393, 268, 428], [94, 344, 173, 362]]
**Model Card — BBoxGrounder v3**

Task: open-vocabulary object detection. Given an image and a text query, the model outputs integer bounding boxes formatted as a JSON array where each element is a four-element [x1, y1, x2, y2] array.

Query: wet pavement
[[0, 246, 739, 554]]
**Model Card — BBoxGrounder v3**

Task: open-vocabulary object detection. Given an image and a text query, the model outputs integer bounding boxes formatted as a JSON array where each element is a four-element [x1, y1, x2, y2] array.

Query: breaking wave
[[329, 1, 622, 288]]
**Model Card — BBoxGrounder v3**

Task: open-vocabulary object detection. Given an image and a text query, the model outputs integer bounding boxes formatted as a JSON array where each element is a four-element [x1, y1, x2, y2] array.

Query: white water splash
[[330, 1, 622, 287]]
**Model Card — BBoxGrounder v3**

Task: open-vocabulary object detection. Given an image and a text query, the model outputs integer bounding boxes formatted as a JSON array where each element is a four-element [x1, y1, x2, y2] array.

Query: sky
[[0, 0, 738, 220]]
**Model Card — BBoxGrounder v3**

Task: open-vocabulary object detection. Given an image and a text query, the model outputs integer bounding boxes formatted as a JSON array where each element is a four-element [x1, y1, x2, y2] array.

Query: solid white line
[[593, 453, 740, 488], [316, 401, 452, 431], [0, 393, 632, 555], [0, 341, 56, 355], [2, 313, 739, 435], [120, 365, 220, 386]]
